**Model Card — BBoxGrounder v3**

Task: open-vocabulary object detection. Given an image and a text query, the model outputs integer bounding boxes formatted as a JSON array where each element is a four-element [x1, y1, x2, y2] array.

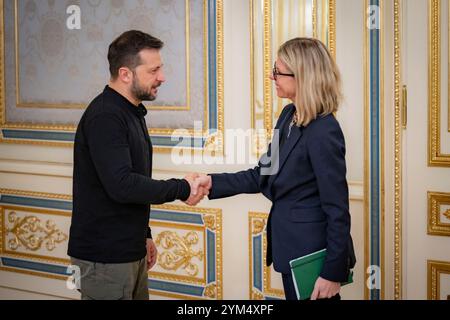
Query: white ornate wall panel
[[0, 0, 373, 300]]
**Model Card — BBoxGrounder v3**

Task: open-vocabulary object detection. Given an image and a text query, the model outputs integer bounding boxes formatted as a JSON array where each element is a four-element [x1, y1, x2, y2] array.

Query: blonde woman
[[195, 38, 355, 300]]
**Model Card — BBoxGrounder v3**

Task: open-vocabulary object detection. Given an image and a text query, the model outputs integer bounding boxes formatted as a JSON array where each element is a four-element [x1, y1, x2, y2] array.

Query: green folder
[[289, 248, 353, 300]]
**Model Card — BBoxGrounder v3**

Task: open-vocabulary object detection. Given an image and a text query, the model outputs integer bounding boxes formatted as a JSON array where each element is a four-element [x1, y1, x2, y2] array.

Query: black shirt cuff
[[178, 179, 191, 201]]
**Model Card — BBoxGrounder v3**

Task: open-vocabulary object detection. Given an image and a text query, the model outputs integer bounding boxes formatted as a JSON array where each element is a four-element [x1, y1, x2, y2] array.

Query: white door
[[403, 0, 450, 300]]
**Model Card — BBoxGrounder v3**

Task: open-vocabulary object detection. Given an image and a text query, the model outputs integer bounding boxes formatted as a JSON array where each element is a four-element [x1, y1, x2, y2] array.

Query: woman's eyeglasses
[[272, 63, 295, 80]]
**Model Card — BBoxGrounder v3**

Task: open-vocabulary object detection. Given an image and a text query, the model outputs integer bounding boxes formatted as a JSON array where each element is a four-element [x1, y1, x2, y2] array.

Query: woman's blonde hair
[[278, 37, 343, 127]]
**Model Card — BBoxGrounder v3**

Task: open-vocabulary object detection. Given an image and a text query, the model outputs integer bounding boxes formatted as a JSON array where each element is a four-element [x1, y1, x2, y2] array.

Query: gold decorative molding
[[0, 0, 224, 155], [251, 289, 264, 300], [263, 0, 273, 134], [329, 0, 336, 60], [150, 203, 223, 299], [248, 212, 284, 299], [203, 284, 216, 299], [428, 192, 450, 236], [1, 205, 70, 265], [150, 220, 207, 284], [0, 189, 72, 201], [155, 231, 203, 277], [312, 0, 317, 38], [0, 0, 5, 127], [252, 219, 265, 235], [0, 266, 68, 282], [428, 260, 450, 300], [6, 211, 68, 252], [203, 214, 216, 231], [251, 0, 336, 156], [444, 209, 450, 220], [13, 0, 191, 111], [429, 0, 450, 167], [393, 0, 403, 300]]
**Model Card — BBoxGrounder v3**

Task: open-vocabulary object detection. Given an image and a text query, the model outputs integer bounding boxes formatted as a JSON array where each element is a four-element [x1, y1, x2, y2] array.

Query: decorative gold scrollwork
[[6, 212, 68, 252], [252, 290, 264, 300], [204, 284, 216, 299], [252, 219, 266, 235], [203, 215, 216, 231], [444, 210, 450, 220], [155, 231, 203, 277]]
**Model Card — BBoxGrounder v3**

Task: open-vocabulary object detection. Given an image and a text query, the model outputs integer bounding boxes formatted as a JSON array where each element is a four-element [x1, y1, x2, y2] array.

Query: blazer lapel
[[259, 106, 294, 186], [267, 114, 303, 187]]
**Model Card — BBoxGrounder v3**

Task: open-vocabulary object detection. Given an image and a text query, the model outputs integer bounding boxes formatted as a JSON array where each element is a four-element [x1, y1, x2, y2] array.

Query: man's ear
[[118, 67, 133, 84]]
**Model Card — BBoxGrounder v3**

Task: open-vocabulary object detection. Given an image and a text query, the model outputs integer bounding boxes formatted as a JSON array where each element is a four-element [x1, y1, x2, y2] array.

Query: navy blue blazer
[[209, 104, 355, 282]]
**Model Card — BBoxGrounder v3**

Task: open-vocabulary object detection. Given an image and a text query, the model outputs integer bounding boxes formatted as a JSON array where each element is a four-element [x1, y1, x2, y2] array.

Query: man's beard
[[131, 77, 158, 102]]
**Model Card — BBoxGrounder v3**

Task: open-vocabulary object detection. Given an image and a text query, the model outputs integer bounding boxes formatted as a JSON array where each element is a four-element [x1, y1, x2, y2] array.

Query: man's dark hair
[[108, 30, 164, 79]]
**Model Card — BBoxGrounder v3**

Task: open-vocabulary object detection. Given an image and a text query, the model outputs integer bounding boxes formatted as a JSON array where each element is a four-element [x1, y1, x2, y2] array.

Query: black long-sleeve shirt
[[68, 86, 190, 263]]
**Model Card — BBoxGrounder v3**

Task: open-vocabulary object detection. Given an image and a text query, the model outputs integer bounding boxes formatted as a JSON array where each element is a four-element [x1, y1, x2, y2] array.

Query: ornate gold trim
[[1, 1, 224, 154], [216, 0, 225, 156], [427, 192, 450, 236], [393, 0, 403, 300], [1, 205, 70, 265], [13, 0, 191, 111], [0, 266, 68, 282], [329, 0, 336, 59], [248, 212, 284, 300], [0, 189, 224, 298], [150, 221, 206, 285], [263, 0, 273, 134], [428, 260, 450, 300], [0, 189, 72, 201], [429, 0, 450, 167], [6, 211, 68, 252], [0, 0, 5, 127], [0, 206, 3, 257], [321, 0, 327, 42], [150, 203, 223, 299], [1, 123, 77, 131], [312, 0, 317, 38], [152, 203, 221, 216], [251, 0, 336, 156], [155, 231, 204, 278], [203, 0, 209, 144], [149, 289, 200, 300], [0, 139, 73, 148]]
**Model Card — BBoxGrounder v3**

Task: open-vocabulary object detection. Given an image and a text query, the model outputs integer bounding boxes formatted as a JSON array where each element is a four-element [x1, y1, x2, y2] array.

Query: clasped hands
[[183, 173, 212, 206]]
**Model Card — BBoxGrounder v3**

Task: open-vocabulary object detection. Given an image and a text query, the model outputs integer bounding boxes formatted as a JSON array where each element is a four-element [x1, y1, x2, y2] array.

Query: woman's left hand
[[310, 277, 340, 300]]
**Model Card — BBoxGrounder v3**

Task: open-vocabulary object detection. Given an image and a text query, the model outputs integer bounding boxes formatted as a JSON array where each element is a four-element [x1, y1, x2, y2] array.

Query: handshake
[[183, 173, 212, 206]]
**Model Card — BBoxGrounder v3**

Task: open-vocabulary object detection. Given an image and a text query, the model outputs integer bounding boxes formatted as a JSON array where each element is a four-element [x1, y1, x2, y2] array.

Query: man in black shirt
[[68, 30, 208, 300]]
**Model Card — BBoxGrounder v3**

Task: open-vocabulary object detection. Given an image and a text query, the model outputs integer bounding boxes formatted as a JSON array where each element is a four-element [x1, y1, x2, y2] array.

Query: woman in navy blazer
[[196, 38, 355, 300]]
